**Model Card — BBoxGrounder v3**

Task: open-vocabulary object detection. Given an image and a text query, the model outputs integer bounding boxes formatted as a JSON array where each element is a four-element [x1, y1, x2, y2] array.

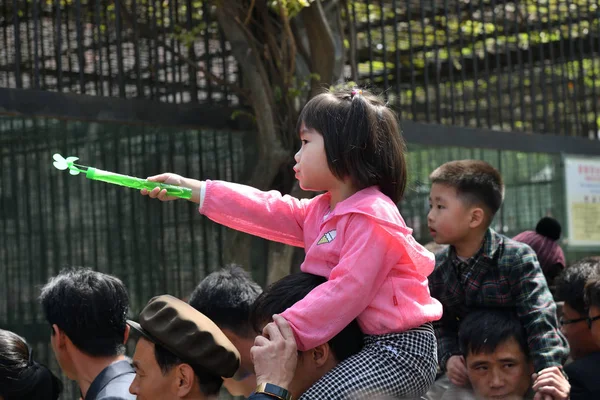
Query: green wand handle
[[86, 168, 192, 200]]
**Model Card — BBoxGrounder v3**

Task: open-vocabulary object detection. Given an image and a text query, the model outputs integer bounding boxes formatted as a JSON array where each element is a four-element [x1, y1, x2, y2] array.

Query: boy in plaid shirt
[[427, 160, 568, 396]]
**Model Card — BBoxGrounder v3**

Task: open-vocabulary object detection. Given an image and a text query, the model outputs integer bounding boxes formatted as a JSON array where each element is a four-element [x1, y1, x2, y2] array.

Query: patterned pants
[[299, 323, 438, 400]]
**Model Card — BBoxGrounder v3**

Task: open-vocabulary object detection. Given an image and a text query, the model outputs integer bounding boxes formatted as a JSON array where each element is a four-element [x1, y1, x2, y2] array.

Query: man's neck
[[180, 391, 214, 400], [75, 354, 126, 398]]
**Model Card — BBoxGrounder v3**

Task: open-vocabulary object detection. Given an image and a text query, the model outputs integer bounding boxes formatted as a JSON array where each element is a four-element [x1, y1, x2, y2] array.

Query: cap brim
[[127, 320, 155, 343]]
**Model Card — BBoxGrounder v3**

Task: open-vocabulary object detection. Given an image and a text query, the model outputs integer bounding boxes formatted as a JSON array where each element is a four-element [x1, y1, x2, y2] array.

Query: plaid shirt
[[429, 229, 569, 373]]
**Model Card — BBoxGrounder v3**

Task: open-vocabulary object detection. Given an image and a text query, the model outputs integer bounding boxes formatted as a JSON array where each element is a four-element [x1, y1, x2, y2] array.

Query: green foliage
[[269, 0, 316, 18]]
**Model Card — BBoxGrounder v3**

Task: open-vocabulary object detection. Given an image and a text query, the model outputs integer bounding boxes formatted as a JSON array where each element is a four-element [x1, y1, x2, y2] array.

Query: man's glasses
[[558, 315, 600, 329], [559, 316, 587, 326], [588, 315, 600, 328], [559, 315, 600, 328]]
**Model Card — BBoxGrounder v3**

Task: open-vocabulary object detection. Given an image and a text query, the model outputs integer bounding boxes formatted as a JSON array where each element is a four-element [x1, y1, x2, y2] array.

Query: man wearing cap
[[127, 294, 240, 399], [128, 295, 298, 400]]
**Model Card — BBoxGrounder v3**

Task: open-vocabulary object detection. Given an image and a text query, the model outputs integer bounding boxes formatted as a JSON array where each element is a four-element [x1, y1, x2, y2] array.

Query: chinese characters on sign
[[565, 156, 600, 247]]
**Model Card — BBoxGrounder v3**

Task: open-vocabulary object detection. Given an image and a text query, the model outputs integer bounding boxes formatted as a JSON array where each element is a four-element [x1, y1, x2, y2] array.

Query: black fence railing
[[347, 0, 600, 137], [1, 1, 599, 137], [1, 0, 238, 104], [2, 3, 598, 399]]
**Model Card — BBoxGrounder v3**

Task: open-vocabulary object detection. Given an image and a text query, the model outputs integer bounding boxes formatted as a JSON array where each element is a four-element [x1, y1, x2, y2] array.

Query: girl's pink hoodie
[[200, 180, 443, 351]]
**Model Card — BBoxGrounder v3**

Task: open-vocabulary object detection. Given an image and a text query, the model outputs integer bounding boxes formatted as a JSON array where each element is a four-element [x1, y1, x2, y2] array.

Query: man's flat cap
[[127, 294, 240, 378]]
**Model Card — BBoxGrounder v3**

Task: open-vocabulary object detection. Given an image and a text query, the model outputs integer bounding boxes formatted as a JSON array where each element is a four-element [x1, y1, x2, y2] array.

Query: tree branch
[[116, 1, 249, 101], [300, 0, 336, 98]]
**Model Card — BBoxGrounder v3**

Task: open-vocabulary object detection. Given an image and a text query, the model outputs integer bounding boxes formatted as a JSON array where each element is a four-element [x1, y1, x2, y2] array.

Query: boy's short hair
[[459, 309, 528, 360], [430, 160, 504, 222]]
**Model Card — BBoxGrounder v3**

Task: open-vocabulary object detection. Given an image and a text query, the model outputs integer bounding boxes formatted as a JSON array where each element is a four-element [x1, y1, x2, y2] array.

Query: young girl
[[142, 88, 443, 399]]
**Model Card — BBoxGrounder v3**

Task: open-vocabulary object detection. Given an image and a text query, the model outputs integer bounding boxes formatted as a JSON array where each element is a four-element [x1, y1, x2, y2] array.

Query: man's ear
[[175, 364, 196, 397], [468, 207, 485, 229], [52, 324, 67, 349], [311, 343, 331, 368], [123, 324, 130, 344], [528, 361, 535, 375]]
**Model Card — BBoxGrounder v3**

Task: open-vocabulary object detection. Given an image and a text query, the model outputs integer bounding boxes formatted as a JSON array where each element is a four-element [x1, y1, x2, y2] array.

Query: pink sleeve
[[200, 180, 307, 248], [280, 215, 394, 350]]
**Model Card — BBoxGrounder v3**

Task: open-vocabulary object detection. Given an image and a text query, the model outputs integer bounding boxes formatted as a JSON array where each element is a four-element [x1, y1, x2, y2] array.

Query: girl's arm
[[280, 214, 396, 350], [200, 180, 309, 248], [144, 175, 309, 247]]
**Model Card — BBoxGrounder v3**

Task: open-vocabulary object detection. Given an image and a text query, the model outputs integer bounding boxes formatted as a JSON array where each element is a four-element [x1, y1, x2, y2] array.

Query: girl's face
[[294, 123, 338, 192]]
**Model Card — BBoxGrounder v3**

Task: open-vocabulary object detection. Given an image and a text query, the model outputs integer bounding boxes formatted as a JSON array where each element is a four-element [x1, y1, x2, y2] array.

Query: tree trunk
[[300, 1, 337, 98], [215, 6, 290, 270]]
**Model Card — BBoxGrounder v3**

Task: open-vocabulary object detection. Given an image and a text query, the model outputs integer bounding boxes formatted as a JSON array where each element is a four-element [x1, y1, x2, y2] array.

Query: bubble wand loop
[[52, 154, 192, 199]]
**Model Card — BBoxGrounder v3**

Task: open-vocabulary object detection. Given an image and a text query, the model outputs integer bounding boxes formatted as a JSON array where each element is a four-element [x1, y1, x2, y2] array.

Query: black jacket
[[564, 352, 600, 400]]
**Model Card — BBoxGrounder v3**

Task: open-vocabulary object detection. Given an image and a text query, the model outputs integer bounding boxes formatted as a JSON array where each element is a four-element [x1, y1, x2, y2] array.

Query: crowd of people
[[1, 87, 598, 400]]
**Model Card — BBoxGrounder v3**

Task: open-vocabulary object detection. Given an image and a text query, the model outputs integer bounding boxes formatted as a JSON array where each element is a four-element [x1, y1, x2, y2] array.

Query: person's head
[[555, 257, 600, 359], [295, 87, 407, 203], [0, 329, 63, 400], [428, 160, 504, 246], [513, 217, 566, 285], [39, 267, 130, 379], [459, 309, 533, 400], [188, 265, 262, 396], [250, 272, 364, 398], [128, 295, 240, 400], [535, 217, 562, 241], [584, 276, 600, 346]]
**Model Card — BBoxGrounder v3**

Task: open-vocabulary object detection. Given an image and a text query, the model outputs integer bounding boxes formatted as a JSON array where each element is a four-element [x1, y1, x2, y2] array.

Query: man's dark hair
[[250, 272, 363, 362], [459, 309, 528, 360], [153, 341, 222, 396], [430, 160, 504, 222], [39, 267, 129, 357], [297, 87, 408, 203], [585, 276, 600, 310], [556, 257, 600, 315], [188, 264, 262, 337]]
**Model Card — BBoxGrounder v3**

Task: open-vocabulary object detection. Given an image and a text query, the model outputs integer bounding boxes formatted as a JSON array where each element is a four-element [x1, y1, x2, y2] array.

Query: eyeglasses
[[559, 316, 588, 326], [560, 315, 600, 328], [588, 315, 600, 328]]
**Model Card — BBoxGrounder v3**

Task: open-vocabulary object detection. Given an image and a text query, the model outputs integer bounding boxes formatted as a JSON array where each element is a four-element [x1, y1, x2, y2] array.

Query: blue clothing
[[85, 360, 136, 400]]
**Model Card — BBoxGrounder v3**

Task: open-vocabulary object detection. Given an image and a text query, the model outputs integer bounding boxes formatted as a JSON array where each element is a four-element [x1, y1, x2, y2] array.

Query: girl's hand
[[141, 173, 186, 201]]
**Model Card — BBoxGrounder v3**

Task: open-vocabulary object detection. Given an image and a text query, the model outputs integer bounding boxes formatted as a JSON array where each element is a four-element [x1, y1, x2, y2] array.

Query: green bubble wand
[[52, 153, 192, 199]]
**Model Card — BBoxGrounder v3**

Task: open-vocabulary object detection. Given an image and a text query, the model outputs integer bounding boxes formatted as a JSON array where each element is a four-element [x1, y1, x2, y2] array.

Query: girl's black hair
[[0, 329, 63, 400], [296, 88, 407, 203]]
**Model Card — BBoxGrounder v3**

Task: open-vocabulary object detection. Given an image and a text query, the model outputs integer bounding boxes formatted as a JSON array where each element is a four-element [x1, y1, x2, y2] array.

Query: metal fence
[[1, 1, 600, 399], [1, 0, 238, 104], [0, 115, 585, 400], [349, 0, 600, 137], [2, 1, 599, 137], [0, 113, 256, 398]]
